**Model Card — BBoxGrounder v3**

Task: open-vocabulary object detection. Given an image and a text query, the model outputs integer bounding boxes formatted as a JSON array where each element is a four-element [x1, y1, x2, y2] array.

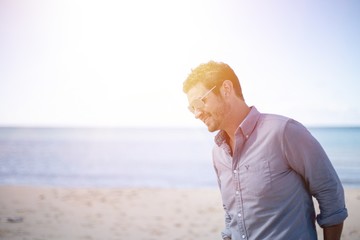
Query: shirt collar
[[215, 106, 260, 146]]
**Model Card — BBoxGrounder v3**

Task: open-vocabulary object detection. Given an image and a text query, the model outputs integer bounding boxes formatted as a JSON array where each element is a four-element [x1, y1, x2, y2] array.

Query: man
[[183, 61, 348, 240]]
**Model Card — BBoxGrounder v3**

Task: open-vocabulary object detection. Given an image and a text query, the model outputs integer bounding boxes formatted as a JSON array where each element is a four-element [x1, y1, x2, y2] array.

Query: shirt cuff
[[221, 229, 232, 239], [317, 207, 348, 227]]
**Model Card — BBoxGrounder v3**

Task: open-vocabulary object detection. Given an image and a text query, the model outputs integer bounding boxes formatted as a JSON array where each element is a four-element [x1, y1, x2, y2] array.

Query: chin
[[207, 127, 217, 133], [206, 123, 218, 133], [203, 117, 219, 132]]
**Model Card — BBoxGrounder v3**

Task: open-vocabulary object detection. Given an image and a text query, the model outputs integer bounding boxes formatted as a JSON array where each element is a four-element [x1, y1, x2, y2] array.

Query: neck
[[223, 100, 250, 151]]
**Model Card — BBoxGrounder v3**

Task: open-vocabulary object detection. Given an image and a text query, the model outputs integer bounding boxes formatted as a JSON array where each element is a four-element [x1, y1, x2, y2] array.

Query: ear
[[221, 80, 233, 97]]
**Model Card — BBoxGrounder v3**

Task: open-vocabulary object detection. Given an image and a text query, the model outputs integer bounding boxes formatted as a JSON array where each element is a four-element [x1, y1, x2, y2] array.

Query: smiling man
[[183, 61, 347, 240]]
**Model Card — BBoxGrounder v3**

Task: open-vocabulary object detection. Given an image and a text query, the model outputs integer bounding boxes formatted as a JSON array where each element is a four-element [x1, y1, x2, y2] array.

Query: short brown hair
[[183, 61, 244, 99]]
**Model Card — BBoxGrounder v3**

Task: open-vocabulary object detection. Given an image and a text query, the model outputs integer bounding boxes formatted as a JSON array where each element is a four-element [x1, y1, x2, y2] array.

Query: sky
[[0, 0, 359, 127]]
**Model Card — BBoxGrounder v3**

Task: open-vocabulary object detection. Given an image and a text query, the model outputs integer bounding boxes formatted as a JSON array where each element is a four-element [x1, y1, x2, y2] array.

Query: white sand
[[0, 186, 358, 240]]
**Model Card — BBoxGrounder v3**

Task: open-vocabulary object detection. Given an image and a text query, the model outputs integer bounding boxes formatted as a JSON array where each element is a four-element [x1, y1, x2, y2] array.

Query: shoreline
[[0, 185, 359, 240]]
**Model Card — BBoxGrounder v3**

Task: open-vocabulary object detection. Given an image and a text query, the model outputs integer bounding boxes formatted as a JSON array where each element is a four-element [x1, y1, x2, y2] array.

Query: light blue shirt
[[213, 107, 348, 240]]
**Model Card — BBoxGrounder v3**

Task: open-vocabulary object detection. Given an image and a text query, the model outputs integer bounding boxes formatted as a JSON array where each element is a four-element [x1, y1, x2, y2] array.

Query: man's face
[[186, 83, 226, 132]]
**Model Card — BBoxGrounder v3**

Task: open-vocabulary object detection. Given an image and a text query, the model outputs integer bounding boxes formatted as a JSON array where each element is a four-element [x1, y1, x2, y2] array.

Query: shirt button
[[233, 170, 237, 173], [245, 135, 249, 139], [238, 213, 241, 217], [242, 235, 246, 239], [236, 191, 240, 195]]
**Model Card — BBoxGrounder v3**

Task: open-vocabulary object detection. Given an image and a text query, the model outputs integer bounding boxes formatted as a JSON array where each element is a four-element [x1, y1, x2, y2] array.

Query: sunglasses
[[188, 86, 216, 114]]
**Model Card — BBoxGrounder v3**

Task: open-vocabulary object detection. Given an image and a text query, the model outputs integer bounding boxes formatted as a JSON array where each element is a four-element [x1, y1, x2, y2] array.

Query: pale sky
[[1, 0, 359, 127]]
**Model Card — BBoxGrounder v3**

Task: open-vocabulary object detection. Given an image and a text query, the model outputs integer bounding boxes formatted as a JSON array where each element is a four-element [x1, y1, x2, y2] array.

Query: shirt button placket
[[237, 204, 246, 239], [233, 168, 247, 239]]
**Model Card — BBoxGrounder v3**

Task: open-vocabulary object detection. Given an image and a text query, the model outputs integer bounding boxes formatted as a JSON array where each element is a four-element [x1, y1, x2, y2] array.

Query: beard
[[204, 100, 230, 133]]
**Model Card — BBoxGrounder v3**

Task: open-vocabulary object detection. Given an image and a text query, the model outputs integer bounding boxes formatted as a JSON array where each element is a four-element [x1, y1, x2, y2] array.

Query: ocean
[[0, 127, 359, 188]]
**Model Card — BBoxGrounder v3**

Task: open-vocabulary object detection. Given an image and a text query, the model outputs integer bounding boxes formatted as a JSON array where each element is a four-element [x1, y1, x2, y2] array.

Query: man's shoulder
[[258, 112, 291, 127], [258, 112, 309, 139]]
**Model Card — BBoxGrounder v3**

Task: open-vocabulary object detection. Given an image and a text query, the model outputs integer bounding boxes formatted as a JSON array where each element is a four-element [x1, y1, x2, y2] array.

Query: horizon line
[[1, 124, 360, 129]]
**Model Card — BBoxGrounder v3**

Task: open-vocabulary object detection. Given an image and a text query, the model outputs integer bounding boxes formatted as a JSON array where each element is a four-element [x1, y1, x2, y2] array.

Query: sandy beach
[[0, 186, 358, 240]]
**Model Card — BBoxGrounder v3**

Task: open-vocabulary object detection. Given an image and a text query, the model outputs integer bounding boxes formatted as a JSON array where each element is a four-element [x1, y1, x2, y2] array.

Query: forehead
[[186, 83, 209, 102]]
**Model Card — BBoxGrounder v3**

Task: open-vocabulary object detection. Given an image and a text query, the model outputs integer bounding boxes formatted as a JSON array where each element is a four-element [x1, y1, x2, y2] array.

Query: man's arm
[[283, 120, 348, 231], [323, 222, 344, 240]]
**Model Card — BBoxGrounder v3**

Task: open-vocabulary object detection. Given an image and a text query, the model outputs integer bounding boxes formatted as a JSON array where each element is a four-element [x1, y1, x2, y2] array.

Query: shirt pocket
[[240, 160, 272, 197]]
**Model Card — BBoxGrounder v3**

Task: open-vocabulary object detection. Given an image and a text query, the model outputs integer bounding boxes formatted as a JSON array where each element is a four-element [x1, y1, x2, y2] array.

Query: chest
[[214, 133, 291, 197]]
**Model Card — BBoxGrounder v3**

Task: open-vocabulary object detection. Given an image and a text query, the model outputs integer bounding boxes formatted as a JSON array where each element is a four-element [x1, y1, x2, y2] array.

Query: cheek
[[210, 102, 226, 117], [212, 103, 231, 123]]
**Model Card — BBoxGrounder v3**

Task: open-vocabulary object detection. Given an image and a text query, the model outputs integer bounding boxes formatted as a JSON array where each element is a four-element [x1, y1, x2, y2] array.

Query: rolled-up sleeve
[[221, 205, 232, 239], [283, 119, 348, 227]]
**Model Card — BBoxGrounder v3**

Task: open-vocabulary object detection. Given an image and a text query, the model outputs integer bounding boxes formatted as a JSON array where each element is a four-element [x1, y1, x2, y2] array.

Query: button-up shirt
[[213, 107, 348, 239]]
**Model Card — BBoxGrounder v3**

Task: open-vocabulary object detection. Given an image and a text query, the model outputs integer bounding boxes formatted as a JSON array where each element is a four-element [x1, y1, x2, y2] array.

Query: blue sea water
[[0, 127, 359, 188]]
